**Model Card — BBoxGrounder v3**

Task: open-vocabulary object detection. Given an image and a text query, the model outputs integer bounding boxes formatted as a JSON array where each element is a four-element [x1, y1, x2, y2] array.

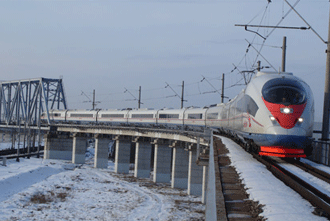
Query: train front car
[[245, 72, 314, 158]]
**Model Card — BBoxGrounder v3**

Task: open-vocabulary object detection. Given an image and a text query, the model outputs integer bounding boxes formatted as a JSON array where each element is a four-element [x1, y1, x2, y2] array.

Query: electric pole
[[92, 89, 96, 110], [81, 89, 99, 110], [138, 86, 142, 109], [181, 81, 184, 109], [221, 74, 225, 103], [282, 36, 287, 72], [321, 6, 330, 140]]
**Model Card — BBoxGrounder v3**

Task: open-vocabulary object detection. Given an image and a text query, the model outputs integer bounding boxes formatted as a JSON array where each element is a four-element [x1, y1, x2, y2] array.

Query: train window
[[236, 95, 259, 117], [262, 78, 306, 105], [206, 113, 218, 119], [101, 114, 124, 118], [247, 96, 258, 117], [70, 114, 93, 118], [159, 114, 179, 119], [188, 114, 203, 119], [131, 114, 154, 118]]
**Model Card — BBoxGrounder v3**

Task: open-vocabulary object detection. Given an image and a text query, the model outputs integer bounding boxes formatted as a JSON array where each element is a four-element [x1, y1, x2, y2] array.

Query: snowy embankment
[[216, 135, 328, 221], [0, 147, 204, 221]]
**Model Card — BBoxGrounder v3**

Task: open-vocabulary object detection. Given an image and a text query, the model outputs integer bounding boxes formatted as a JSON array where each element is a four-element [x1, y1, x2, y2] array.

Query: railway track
[[253, 153, 330, 219], [286, 159, 330, 184], [214, 137, 263, 221], [215, 132, 330, 219]]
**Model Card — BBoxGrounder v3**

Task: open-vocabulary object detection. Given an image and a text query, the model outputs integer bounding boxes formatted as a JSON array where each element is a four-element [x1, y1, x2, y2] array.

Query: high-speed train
[[42, 71, 314, 158]]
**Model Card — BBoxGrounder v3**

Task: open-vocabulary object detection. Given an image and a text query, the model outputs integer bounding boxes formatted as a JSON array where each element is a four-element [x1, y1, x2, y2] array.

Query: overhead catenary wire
[[234, 0, 302, 75], [81, 91, 92, 102], [245, 39, 277, 72], [284, 0, 326, 44], [201, 75, 222, 96], [265, 0, 301, 39], [124, 88, 138, 101], [165, 82, 181, 98], [72, 76, 225, 106], [228, 1, 273, 88]]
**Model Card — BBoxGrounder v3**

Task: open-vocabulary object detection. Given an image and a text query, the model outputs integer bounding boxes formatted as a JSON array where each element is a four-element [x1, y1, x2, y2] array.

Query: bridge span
[[0, 77, 222, 219], [43, 124, 211, 197]]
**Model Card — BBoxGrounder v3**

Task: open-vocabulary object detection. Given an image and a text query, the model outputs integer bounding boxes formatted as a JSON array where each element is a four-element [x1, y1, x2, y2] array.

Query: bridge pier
[[188, 146, 204, 196], [114, 136, 131, 174], [72, 133, 87, 164], [44, 133, 72, 160], [153, 139, 172, 183], [94, 135, 110, 169], [171, 142, 189, 189], [134, 137, 152, 178]]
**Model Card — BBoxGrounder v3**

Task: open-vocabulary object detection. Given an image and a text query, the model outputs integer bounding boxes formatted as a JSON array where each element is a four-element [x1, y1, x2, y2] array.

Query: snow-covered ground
[[216, 135, 329, 221], [281, 162, 330, 199], [0, 146, 204, 221], [2, 135, 329, 221]]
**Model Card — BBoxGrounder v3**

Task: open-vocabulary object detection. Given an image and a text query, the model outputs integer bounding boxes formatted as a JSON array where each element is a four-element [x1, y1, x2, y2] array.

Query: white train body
[[42, 72, 314, 158]]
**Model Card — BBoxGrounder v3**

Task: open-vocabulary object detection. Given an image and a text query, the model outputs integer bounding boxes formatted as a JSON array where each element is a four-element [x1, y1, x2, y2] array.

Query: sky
[[0, 0, 328, 121]]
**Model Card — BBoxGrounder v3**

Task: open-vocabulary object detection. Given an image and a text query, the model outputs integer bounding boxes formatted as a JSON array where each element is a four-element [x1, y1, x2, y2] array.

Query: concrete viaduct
[[0, 78, 219, 219], [43, 124, 212, 200]]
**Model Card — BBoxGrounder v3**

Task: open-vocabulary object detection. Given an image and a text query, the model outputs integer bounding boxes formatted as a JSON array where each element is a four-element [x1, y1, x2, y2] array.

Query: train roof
[[256, 71, 293, 77], [251, 71, 301, 85]]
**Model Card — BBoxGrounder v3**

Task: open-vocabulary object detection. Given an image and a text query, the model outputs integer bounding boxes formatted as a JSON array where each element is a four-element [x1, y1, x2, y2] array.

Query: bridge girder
[[0, 78, 67, 126]]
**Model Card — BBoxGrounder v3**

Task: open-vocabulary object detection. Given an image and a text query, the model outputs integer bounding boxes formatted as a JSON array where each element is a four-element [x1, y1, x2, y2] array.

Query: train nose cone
[[266, 126, 307, 136], [265, 126, 308, 148]]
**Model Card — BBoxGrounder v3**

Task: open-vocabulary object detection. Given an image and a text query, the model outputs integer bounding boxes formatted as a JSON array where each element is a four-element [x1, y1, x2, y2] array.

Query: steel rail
[[289, 160, 330, 184], [214, 132, 330, 217], [253, 154, 330, 216]]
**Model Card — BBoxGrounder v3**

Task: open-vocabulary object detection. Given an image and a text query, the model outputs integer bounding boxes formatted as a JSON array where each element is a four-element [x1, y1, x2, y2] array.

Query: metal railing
[[309, 140, 330, 166], [205, 131, 217, 220]]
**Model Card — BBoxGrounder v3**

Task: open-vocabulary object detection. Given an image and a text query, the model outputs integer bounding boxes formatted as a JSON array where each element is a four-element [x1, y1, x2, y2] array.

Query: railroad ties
[[214, 137, 263, 221]]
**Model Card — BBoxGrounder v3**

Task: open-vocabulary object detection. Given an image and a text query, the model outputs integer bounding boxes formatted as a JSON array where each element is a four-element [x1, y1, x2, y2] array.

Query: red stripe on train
[[262, 97, 306, 129]]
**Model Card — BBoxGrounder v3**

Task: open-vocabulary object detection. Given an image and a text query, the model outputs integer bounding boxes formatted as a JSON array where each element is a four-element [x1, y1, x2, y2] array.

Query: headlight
[[270, 116, 276, 121], [280, 108, 293, 114], [298, 117, 304, 123]]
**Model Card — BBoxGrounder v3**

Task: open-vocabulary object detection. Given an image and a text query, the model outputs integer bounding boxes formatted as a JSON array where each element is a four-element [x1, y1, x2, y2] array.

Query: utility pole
[[92, 89, 96, 110], [257, 61, 261, 72], [138, 86, 142, 109], [221, 74, 225, 103], [321, 6, 330, 140], [282, 36, 287, 72], [181, 81, 184, 109]]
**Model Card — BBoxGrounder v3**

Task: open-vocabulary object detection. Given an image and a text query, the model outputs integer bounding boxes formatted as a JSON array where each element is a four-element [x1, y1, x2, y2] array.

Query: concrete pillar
[[43, 133, 72, 160], [171, 146, 189, 189], [153, 141, 172, 183], [72, 134, 87, 164], [94, 135, 109, 169], [114, 137, 131, 174], [134, 139, 152, 178], [187, 147, 203, 196]]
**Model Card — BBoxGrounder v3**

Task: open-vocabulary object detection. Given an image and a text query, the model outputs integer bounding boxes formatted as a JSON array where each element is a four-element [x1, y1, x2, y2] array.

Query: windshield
[[262, 78, 306, 106]]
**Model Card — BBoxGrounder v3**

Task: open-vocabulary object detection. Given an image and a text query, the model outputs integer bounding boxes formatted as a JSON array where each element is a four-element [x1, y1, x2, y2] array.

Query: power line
[[124, 88, 138, 101], [245, 39, 276, 72], [284, 0, 326, 44], [165, 82, 180, 98]]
